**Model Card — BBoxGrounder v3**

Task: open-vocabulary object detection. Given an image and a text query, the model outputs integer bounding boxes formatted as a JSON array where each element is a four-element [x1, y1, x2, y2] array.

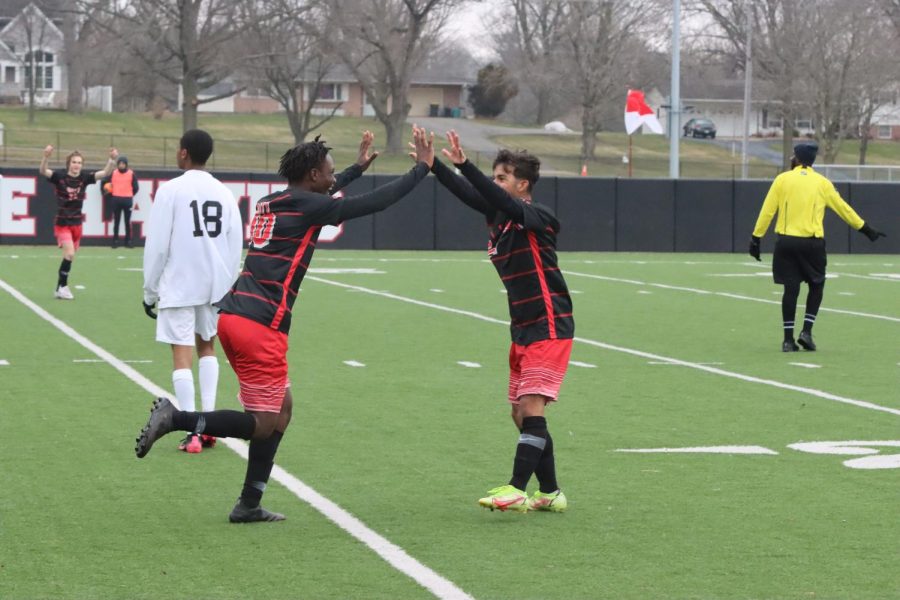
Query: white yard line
[[562, 270, 900, 323], [306, 276, 900, 419], [0, 278, 474, 600]]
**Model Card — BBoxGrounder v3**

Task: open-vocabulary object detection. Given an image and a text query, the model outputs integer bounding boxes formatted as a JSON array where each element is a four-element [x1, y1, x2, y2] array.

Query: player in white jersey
[[142, 129, 243, 453]]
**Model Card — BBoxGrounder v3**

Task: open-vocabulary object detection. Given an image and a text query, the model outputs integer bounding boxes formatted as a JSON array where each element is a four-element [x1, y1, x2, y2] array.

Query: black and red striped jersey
[[48, 169, 96, 226], [216, 162, 429, 333], [434, 159, 574, 345]]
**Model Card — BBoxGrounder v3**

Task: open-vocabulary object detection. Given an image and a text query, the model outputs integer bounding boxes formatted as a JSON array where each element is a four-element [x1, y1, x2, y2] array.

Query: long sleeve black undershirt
[[456, 160, 528, 224], [431, 158, 493, 216], [333, 162, 429, 221], [331, 163, 363, 193]]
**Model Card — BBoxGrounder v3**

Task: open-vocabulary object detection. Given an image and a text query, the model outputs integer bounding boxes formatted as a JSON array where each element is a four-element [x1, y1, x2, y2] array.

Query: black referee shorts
[[772, 235, 826, 285]]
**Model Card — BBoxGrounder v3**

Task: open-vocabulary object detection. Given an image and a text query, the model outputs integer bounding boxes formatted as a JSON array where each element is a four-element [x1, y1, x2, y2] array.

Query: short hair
[[66, 151, 83, 169], [493, 149, 540, 191], [179, 129, 214, 165], [278, 135, 332, 183], [793, 142, 818, 167]]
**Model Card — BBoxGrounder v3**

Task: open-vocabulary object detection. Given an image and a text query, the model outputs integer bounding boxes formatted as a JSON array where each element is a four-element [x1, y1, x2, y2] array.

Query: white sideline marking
[[637, 290, 652, 294], [343, 360, 366, 367], [708, 273, 769, 277], [0, 359, 9, 365], [0, 278, 474, 600], [74, 358, 153, 364], [306, 276, 900, 419], [647, 361, 723, 366], [563, 270, 900, 323], [868, 273, 900, 280], [118, 267, 142, 272], [429, 289, 444, 293], [457, 361, 481, 368], [838, 292, 856, 296], [789, 362, 821, 369], [74, 285, 85, 290], [569, 361, 597, 368], [616, 446, 778, 455], [308, 268, 385, 275]]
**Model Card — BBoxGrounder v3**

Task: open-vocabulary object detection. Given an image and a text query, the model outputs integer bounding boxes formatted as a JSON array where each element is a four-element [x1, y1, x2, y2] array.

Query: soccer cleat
[[178, 434, 202, 454], [797, 330, 817, 351], [782, 340, 799, 352], [54, 285, 74, 300], [200, 434, 217, 448], [135, 397, 177, 458], [528, 489, 568, 512], [229, 500, 286, 523], [478, 485, 528, 512]]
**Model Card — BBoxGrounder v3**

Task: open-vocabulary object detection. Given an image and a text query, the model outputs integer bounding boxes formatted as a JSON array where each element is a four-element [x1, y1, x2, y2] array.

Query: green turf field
[[0, 247, 897, 600]]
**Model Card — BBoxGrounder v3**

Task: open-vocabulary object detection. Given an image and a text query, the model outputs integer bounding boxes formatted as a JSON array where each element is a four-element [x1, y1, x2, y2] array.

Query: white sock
[[198, 355, 219, 412], [172, 368, 195, 412]]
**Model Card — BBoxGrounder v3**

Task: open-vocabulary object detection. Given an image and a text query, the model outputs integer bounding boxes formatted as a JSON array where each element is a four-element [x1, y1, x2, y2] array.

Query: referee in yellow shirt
[[750, 142, 885, 352]]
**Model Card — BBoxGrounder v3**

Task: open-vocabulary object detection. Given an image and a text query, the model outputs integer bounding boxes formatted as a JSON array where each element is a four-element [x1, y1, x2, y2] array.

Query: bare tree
[[562, 0, 662, 160], [238, 0, 342, 144], [497, 0, 569, 125], [82, 0, 249, 131], [328, 0, 458, 153], [6, 3, 56, 123], [691, 0, 816, 168]]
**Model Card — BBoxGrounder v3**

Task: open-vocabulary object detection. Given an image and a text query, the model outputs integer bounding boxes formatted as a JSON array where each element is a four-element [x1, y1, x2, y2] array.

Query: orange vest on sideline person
[[110, 169, 135, 197]]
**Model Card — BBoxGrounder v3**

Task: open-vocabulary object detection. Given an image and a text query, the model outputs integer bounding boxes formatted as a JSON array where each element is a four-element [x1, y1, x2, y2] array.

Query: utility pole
[[741, 0, 753, 179], [669, 0, 681, 178]]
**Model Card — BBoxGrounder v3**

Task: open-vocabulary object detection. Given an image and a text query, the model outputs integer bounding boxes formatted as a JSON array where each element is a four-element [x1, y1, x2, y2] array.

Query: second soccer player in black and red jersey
[[433, 130, 574, 513], [136, 127, 436, 522]]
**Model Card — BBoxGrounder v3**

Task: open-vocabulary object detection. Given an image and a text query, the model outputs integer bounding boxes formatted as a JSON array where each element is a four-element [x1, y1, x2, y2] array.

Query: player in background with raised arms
[[430, 131, 574, 513], [135, 126, 434, 523], [750, 141, 886, 352], [39, 145, 118, 299], [142, 129, 243, 454]]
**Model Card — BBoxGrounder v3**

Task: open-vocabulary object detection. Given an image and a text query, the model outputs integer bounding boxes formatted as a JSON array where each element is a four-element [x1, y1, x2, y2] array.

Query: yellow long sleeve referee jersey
[[753, 165, 865, 238]]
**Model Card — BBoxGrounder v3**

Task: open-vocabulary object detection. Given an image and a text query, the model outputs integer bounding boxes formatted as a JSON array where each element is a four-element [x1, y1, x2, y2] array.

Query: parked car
[[683, 118, 717, 139]]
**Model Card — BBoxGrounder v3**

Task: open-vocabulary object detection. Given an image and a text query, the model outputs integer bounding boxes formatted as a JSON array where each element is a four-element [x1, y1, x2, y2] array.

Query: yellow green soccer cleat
[[478, 485, 528, 512], [528, 489, 568, 512]]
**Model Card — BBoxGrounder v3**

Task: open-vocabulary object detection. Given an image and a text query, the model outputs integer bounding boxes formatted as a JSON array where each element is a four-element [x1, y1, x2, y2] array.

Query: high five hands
[[441, 130, 466, 165], [411, 125, 434, 168], [356, 130, 379, 172]]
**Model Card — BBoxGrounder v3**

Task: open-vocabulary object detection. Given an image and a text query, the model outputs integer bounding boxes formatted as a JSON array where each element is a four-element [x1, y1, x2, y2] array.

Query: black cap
[[117, 155, 128, 166], [793, 142, 818, 166]]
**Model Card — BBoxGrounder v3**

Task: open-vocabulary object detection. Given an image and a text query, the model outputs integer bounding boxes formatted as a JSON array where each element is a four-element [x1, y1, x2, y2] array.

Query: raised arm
[[93, 147, 119, 180], [330, 126, 433, 222], [431, 157, 493, 216], [39, 145, 53, 179], [443, 130, 527, 223], [333, 130, 380, 192]]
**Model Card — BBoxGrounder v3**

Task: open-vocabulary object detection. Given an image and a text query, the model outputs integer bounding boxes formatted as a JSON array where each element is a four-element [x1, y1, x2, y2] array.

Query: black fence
[[1, 167, 897, 253]]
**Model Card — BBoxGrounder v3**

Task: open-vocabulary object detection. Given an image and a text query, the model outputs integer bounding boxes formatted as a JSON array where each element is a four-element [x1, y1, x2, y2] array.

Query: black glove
[[142, 300, 157, 320], [749, 236, 761, 261], [859, 223, 886, 242]]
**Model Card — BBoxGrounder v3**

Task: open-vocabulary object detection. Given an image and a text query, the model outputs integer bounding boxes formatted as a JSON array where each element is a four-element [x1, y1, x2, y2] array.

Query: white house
[[0, 3, 66, 107]]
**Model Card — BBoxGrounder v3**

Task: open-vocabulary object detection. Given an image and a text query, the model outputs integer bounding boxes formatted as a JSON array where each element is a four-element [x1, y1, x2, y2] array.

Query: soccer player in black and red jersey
[[433, 130, 574, 513], [135, 127, 435, 523], [39, 144, 118, 299]]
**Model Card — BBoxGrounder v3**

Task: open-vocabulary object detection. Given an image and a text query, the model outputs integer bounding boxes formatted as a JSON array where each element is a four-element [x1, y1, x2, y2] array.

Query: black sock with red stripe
[[509, 416, 548, 491], [173, 409, 256, 439], [534, 431, 558, 493], [240, 430, 284, 508]]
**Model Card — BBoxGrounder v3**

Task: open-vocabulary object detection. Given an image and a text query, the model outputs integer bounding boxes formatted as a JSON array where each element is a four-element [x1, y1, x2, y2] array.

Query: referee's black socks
[[509, 416, 548, 491]]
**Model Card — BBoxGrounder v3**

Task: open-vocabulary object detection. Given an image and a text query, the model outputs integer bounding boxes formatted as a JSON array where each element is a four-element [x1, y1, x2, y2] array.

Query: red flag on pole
[[624, 89, 663, 135]]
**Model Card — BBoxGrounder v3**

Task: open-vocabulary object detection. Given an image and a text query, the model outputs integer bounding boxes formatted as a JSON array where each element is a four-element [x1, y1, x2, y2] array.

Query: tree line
[[14, 0, 900, 165]]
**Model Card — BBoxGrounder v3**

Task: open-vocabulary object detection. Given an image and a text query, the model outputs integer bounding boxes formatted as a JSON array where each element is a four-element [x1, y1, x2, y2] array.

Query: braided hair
[[279, 135, 332, 183]]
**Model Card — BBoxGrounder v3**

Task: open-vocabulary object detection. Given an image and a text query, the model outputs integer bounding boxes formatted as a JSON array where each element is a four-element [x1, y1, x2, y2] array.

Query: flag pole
[[628, 134, 633, 177]]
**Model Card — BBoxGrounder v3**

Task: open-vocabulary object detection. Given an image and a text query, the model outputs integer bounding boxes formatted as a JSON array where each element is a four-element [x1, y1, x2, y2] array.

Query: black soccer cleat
[[135, 397, 177, 458], [797, 330, 817, 351], [782, 340, 799, 352], [229, 500, 286, 523]]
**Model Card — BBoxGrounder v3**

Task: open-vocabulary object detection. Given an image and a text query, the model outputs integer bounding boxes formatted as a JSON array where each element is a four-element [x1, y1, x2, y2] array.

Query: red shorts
[[508, 338, 573, 404], [217, 313, 289, 413], [54, 225, 83, 250]]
